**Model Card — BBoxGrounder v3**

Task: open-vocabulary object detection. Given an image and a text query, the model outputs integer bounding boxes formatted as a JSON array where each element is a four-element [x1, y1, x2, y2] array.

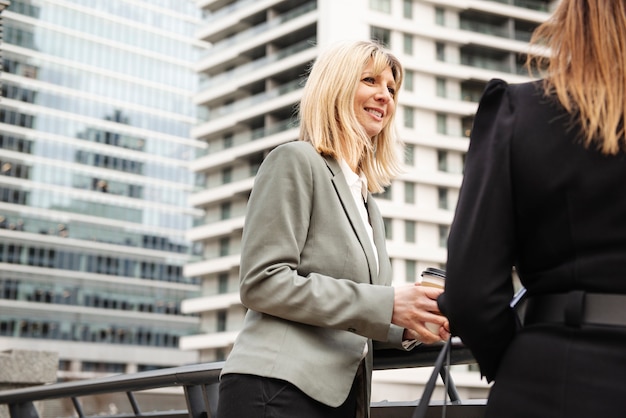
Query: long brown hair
[[298, 40, 404, 193], [527, 0, 626, 154]]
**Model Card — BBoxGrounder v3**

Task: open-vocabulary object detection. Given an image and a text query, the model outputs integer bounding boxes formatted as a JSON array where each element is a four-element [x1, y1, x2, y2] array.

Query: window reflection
[[0, 314, 189, 348], [0, 237, 192, 282], [0, 272, 201, 350]]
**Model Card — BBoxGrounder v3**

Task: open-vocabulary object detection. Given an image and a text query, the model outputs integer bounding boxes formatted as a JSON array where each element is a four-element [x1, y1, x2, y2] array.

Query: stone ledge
[[0, 349, 58, 386]]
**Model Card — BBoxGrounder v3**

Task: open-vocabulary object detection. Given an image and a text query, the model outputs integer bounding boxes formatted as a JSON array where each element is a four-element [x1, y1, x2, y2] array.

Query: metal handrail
[[0, 362, 223, 404], [0, 341, 485, 418]]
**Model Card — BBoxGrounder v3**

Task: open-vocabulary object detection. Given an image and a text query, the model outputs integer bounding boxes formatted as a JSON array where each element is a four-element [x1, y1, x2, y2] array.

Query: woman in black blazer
[[440, 1, 626, 417]]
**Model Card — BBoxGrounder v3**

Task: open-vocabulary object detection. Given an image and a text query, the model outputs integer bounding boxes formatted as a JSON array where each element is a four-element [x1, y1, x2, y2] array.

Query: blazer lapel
[[363, 193, 392, 285], [323, 156, 379, 284]]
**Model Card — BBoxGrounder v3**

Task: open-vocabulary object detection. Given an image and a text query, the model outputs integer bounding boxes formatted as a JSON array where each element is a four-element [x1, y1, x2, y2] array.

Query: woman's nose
[[375, 88, 391, 102]]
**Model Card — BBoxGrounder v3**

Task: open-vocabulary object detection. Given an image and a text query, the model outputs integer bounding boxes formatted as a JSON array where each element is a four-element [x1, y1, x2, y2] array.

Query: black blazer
[[440, 79, 626, 417]]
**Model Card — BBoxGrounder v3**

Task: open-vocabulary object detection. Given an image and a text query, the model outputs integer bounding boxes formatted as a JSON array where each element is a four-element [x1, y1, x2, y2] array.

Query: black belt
[[524, 291, 626, 328]]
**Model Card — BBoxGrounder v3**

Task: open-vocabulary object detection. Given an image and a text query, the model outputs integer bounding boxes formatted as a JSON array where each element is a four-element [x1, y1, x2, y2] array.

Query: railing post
[[206, 382, 219, 417], [8, 403, 39, 418], [184, 382, 219, 418], [185, 384, 209, 418]]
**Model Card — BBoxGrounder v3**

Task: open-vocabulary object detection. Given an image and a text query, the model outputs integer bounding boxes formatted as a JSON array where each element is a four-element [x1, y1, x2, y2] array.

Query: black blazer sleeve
[[440, 79, 518, 381]]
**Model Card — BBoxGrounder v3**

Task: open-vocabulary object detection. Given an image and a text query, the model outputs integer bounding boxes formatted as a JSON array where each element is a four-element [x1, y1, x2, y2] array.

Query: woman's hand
[[393, 283, 449, 344]]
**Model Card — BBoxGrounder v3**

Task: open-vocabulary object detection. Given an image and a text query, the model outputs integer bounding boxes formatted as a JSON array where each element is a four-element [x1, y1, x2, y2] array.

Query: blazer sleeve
[[239, 143, 396, 342], [440, 79, 518, 381]]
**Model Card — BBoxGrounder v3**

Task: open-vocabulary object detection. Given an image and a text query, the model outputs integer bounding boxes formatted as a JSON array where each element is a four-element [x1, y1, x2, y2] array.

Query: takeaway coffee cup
[[420, 268, 446, 334], [420, 267, 446, 289]]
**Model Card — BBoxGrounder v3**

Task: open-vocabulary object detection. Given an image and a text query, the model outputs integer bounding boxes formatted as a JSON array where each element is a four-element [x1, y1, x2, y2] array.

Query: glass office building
[[0, 0, 206, 379]]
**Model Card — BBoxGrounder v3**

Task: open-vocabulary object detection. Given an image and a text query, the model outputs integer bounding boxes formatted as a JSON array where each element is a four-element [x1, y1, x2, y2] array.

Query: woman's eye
[[363, 77, 375, 83], [387, 87, 396, 96]]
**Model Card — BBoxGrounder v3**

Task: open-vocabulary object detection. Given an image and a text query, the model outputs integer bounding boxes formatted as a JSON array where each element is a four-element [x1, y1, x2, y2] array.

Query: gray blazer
[[221, 141, 407, 414]]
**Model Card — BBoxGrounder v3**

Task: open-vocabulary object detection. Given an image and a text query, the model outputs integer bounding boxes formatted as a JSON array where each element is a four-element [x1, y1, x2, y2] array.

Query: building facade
[[184, 0, 553, 402], [0, 0, 206, 381]]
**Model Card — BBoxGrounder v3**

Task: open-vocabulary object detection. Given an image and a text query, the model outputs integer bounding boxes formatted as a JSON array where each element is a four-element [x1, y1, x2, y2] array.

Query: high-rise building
[[184, 0, 554, 401], [0, 0, 207, 381]]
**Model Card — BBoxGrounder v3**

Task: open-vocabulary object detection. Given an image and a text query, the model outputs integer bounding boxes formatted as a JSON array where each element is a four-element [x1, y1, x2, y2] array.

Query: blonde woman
[[440, 1, 626, 417], [216, 40, 449, 418]]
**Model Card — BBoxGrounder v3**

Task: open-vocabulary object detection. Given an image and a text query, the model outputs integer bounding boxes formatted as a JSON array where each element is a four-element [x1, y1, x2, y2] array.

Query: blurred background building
[[182, 0, 554, 402], [0, 0, 206, 382]]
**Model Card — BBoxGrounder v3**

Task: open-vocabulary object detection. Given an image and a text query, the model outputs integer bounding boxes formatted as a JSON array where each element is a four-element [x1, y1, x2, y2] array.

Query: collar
[[339, 159, 368, 203]]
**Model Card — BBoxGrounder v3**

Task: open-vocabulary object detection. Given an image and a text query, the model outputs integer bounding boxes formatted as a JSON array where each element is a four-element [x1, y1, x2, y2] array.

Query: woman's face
[[353, 60, 396, 138]]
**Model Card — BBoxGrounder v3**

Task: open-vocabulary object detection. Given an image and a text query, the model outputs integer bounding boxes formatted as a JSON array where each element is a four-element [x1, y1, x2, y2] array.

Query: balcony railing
[[200, 78, 303, 123], [198, 37, 316, 92], [201, 2, 317, 58], [0, 340, 486, 418], [484, 0, 552, 12]]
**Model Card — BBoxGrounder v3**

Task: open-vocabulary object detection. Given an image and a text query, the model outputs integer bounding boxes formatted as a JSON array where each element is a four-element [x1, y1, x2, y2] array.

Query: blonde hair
[[298, 40, 404, 193], [527, 0, 626, 155]]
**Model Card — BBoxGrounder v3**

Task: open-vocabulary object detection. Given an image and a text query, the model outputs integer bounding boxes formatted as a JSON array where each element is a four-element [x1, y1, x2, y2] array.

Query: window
[[217, 310, 227, 332], [405, 220, 416, 243], [436, 77, 447, 98], [378, 185, 392, 200], [404, 70, 414, 92], [436, 42, 445, 61], [221, 167, 232, 184], [403, 33, 413, 55], [435, 7, 445, 26], [0, 186, 29, 204], [223, 133, 233, 149], [438, 187, 449, 209], [462, 116, 474, 137], [249, 153, 264, 176], [0, 241, 184, 283], [220, 201, 231, 220], [0, 134, 33, 154], [405, 259, 417, 282], [437, 150, 448, 172], [219, 237, 230, 257], [140, 261, 159, 280], [0, 318, 15, 336], [404, 181, 415, 204], [370, 0, 391, 13], [403, 106, 414, 128], [129, 184, 142, 198], [370, 26, 391, 47], [436, 113, 448, 135], [439, 225, 450, 248], [403, 0, 413, 19], [0, 108, 34, 128], [218, 273, 228, 294], [2, 83, 37, 104], [195, 172, 206, 188], [0, 160, 30, 179], [0, 279, 19, 300], [383, 218, 392, 240], [5, 24, 36, 49], [6, 244, 23, 264], [404, 144, 415, 166], [82, 362, 125, 373]]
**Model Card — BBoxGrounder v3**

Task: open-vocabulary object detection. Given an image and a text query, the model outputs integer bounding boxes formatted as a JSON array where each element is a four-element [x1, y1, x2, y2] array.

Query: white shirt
[[340, 160, 379, 358], [339, 159, 379, 275], [340, 160, 420, 352]]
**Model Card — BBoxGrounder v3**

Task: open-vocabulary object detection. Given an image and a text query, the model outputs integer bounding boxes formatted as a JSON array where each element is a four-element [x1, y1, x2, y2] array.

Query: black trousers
[[216, 372, 359, 418]]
